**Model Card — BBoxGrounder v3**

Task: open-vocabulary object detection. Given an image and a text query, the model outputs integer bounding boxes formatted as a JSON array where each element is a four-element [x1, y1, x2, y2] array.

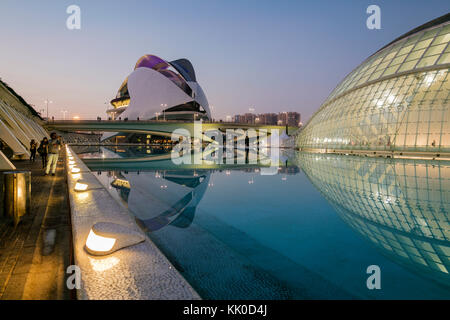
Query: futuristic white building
[[297, 14, 450, 154], [107, 55, 210, 121]]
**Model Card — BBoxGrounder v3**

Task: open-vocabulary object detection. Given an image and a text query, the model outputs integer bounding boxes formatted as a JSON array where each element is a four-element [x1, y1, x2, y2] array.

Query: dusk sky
[[0, 0, 448, 121]]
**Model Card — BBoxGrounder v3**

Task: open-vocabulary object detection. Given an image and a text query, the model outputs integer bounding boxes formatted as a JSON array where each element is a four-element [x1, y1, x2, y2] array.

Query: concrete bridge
[[45, 120, 298, 139]]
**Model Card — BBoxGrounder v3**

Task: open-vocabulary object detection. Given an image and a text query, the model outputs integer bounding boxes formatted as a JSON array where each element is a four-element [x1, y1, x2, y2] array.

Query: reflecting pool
[[76, 146, 450, 299]]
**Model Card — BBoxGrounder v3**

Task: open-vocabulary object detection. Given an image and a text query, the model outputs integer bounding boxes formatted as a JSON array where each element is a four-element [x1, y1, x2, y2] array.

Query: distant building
[[277, 112, 301, 127], [233, 111, 301, 127], [255, 113, 278, 125]]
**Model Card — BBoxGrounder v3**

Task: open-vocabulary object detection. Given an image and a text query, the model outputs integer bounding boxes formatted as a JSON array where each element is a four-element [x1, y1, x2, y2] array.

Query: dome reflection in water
[[297, 153, 450, 287], [106, 170, 210, 232]]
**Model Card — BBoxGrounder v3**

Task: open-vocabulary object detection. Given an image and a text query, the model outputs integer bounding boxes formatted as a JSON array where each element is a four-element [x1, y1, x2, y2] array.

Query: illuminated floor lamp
[[85, 222, 146, 256]]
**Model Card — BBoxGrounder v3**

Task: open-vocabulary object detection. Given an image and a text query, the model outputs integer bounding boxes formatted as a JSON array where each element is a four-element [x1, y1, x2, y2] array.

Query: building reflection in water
[[105, 170, 210, 232], [296, 153, 450, 286]]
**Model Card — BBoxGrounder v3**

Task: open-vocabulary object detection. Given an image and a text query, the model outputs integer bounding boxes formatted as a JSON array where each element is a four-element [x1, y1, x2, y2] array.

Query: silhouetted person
[[29, 139, 37, 162], [38, 137, 49, 168]]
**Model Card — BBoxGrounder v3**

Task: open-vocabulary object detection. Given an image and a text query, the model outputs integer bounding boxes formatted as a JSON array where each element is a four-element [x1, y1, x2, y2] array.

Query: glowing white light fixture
[[74, 180, 88, 192], [72, 173, 81, 180], [72, 167, 81, 173], [85, 229, 116, 253], [69, 160, 75, 165], [85, 222, 146, 256]]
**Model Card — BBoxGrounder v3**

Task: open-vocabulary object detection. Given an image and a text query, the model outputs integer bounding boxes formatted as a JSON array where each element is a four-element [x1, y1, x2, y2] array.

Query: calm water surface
[[76, 146, 450, 299]]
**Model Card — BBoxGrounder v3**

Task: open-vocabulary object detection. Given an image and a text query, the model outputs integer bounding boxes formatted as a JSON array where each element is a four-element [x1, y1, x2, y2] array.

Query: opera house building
[[297, 14, 450, 155], [107, 54, 210, 122]]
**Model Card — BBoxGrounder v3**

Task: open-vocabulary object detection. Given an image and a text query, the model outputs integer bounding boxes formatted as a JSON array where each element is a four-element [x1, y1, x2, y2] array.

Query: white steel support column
[[0, 102, 33, 149], [0, 118, 30, 159], [0, 150, 16, 170]]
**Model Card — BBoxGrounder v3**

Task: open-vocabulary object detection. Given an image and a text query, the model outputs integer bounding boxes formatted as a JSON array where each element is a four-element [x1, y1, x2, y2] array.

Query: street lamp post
[[249, 107, 255, 124], [160, 104, 167, 121], [45, 99, 53, 120], [61, 110, 68, 120]]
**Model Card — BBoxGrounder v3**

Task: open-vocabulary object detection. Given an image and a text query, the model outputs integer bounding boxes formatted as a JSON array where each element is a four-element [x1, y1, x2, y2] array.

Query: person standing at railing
[[45, 132, 62, 176]]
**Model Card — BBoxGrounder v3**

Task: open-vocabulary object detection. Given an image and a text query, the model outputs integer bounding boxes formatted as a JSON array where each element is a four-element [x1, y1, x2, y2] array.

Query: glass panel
[[414, 39, 433, 50], [437, 53, 450, 64], [421, 28, 438, 40], [391, 55, 407, 66], [406, 49, 426, 61], [398, 60, 418, 72], [416, 55, 439, 68], [424, 44, 447, 57], [432, 33, 450, 45], [398, 44, 415, 56]]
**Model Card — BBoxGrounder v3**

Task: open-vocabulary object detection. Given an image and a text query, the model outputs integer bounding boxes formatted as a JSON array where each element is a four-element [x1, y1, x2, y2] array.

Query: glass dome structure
[[297, 14, 450, 154]]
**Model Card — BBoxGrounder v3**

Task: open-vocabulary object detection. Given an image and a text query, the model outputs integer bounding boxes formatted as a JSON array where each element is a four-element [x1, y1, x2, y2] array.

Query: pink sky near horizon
[[0, 1, 448, 122]]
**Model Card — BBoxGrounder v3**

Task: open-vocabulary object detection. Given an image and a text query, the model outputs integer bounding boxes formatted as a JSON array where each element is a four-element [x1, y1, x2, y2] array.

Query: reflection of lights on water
[[225, 170, 231, 175], [160, 185, 167, 189], [282, 176, 287, 181], [89, 256, 120, 272], [248, 179, 254, 184]]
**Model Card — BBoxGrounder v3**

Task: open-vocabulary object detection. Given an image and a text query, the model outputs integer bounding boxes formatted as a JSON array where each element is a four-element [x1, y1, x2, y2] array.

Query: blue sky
[[0, 0, 448, 121]]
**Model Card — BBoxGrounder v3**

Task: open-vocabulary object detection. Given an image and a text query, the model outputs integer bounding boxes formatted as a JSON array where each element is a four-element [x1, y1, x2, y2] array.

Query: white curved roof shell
[[120, 67, 194, 120]]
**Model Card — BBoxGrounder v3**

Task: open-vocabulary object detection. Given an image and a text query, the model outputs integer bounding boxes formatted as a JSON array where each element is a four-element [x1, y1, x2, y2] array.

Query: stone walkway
[[0, 152, 72, 299]]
